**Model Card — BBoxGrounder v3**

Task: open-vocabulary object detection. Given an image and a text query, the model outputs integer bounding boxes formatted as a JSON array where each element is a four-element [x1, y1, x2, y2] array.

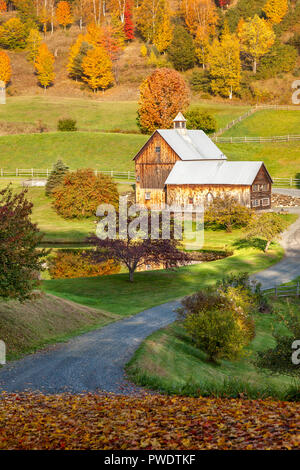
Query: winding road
[[0, 202, 300, 394]]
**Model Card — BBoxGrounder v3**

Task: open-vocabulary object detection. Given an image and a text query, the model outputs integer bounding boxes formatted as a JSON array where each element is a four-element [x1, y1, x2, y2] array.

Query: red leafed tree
[[87, 212, 190, 282], [124, 0, 134, 40], [217, 0, 231, 7]]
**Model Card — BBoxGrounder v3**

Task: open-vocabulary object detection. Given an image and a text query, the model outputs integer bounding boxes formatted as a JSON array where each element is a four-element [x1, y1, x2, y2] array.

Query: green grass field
[[0, 97, 250, 133], [125, 297, 299, 400], [1, 131, 300, 178], [224, 110, 300, 137]]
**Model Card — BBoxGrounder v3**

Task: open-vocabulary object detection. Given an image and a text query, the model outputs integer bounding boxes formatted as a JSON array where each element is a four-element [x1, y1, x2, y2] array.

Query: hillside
[[0, 293, 119, 360]]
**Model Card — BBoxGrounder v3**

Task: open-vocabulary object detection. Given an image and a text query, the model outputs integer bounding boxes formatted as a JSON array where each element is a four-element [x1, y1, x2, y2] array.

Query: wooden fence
[[272, 177, 300, 188], [262, 282, 300, 298], [213, 134, 300, 143], [0, 168, 136, 180]]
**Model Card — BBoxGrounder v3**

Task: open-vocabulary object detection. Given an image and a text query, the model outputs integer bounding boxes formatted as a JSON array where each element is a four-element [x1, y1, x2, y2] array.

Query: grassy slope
[[0, 293, 119, 360], [223, 110, 300, 137], [126, 297, 299, 399]]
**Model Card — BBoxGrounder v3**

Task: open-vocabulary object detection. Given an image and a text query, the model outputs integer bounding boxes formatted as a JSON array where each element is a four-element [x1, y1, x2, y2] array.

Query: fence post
[[274, 286, 277, 297], [290, 177, 293, 187], [16, 168, 18, 177]]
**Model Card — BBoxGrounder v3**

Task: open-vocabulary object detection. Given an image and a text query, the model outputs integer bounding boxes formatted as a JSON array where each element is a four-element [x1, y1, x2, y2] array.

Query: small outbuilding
[[134, 113, 272, 210]]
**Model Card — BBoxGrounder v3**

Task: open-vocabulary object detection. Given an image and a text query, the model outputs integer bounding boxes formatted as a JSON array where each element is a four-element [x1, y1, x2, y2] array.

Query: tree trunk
[[264, 240, 271, 252], [129, 269, 134, 282], [253, 58, 257, 74]]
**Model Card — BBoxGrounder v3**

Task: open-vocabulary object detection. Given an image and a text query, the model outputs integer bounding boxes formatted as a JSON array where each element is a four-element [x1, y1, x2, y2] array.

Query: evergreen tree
[[168, 25, 195, 71], [45, 160, 69, 197]]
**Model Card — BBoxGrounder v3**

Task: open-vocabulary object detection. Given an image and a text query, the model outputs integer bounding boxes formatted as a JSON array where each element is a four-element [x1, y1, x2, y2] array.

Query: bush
[[0, 18, 28, 50], [57, 118, 77, 132], [178, 287, 254, 362], [48, 249, 120, 279], [45, 160, 69, 197], [53, 169, 119, 219], [185, 108, 217, 133], [205, 194, 253, 232], [256, 42, 298, 79]]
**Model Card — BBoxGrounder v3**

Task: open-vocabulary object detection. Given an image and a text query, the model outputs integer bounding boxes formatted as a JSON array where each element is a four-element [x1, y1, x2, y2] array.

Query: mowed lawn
[[43, 243, 284, 316], [223, 110, 300, 137], [0, 96, 250, 132], [0, 132, 146, 171]]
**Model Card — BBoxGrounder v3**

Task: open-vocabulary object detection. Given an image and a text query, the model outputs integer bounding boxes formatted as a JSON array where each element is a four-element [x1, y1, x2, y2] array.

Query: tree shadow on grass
[[233, 237, 267, 252]]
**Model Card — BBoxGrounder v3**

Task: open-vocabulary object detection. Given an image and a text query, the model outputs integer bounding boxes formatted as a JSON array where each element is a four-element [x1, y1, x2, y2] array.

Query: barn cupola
[[173, 112, 187, 134]]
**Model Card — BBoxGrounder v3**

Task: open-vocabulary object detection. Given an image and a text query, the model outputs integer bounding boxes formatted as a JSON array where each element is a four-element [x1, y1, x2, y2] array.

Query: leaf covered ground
[[0, 393, 299, 450]]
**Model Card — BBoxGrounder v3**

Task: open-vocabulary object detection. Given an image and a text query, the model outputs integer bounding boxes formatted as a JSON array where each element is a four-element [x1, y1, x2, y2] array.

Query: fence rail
[[262, 282, 300, 298], [272, 177, 300, 188], [213, 134, 300, 143], [0, 168, 135, 180]]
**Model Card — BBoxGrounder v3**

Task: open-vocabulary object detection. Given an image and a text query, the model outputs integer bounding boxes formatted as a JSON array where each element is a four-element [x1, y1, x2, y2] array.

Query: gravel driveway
[[0, 301, 179, 394]]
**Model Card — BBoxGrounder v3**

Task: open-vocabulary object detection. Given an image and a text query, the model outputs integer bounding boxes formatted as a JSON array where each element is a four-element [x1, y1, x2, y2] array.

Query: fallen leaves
[[0, 392, 299, 450]]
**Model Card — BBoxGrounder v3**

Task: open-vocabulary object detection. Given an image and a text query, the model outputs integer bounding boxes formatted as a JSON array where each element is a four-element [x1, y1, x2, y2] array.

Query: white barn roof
[[157, 129, 227, 161], [165, 160, 269, 186]]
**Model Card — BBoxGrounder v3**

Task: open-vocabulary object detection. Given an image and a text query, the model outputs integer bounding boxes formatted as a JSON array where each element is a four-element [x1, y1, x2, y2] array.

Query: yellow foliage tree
[[27, 29, 42, 63], [137, 0, 168, 43], [56, 1, 73, 30], [195, 25, 210, 69], [182, 0, 218, 37], [34, 43, 55, 90], [154, 12, 173, 53], [263, 0, 288, 25], [84, 22, 104, 48], [208, 32, 241, 99], [67, 33, 84, 77], [82, 46, 114, 92], [0, 50, 11, 84], [238, 14, 275, 73]]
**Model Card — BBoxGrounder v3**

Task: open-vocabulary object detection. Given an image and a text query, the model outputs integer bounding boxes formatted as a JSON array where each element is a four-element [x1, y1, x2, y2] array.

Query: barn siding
[[167, 185, 251, 208], [250, 165, 272, 210]]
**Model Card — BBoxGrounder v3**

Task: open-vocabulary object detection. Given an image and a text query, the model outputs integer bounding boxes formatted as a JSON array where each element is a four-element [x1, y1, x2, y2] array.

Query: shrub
[[190, 70, 211, 93], [256, 42, 298, 79], [53, 169, 119, 219], [57, 117, 77, 132], [48, 250, 120, 279], [205, 194, 253, 232], [185, 108, 217, 133], [45, 160, 69, 197]]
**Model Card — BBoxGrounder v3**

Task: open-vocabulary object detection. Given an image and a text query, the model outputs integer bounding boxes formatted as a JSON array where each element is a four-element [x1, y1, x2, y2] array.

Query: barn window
[[155, 146, 161, 153], [145, 192, 151, 200], [262, 198, 270, 206], [252, 199, 261, 208], [253, 183, 269, 192], [206, 192, 214, 205], [136, 175, 140, 182], [253, 184, 259, 192], [188, 197, 193, 205]]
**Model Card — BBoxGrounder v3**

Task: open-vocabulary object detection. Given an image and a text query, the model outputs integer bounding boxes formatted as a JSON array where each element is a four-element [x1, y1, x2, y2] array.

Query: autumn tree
[[13, 0, 39, 29], [137, 67, 190, 133], [82, 46, 114, 92], [87, 211, 190, 282], [195, 25, 210, 69], [0, 50, 11, 84], [182, 0, 218, 37], [245, 212, 287, 252], [110, 0, 126, 23], [168, 25, 195, 71], [263, 0, 288, 26], [0, 17, 28, 49], [56, 1, 72, 30], [153, 10, 173, 53], [208, 31, 241, 99], [73, 0, 93, 29], [136, 0, 168, 43], [0, 1, 6, 12], [34, 43, 55, 90], [26, 28, 42, 63], [124, 0, 135, 40], [0, 185, 47, 302], [238, 14, 275, 73], [52, 169, 119, 219]]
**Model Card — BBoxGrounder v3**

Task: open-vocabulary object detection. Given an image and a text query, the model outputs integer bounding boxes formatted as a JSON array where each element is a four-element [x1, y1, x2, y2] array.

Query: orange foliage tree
[[137, 68, 190, 133], [56, 1, 72, 30], [82, 46, 114, 92], [0, 1, 6, 13], [53, 169, 119, 218], [0, 50, 11, 84], [34, 43, 55, 90], [182, 0, 218, 37]]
